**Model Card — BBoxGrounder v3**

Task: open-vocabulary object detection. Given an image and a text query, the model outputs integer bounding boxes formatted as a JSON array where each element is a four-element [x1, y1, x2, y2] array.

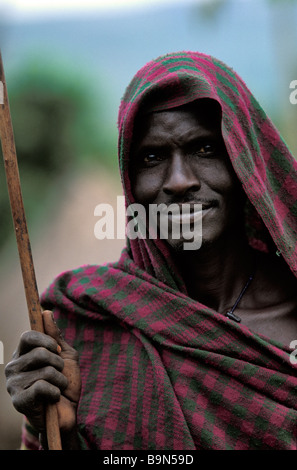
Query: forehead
[[132, 99, 222, 148]]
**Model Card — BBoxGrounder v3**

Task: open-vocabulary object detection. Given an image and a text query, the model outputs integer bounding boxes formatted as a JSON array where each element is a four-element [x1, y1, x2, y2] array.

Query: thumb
[[42, 310, 81, 405], [42, 310, 70, 354]]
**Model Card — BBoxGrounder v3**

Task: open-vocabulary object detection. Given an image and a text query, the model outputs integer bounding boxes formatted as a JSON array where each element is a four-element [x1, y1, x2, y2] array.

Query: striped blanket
[[23, 51, 297, 450]]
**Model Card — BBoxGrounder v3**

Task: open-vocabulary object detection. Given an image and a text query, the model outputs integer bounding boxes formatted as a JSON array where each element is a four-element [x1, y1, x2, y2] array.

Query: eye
[[189, 141, 220, 158], [199, 144, 214, 153], [142, 153, 164, 164]]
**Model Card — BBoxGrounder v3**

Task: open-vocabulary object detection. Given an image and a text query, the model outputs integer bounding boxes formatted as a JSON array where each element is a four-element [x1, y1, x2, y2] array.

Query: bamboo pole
[[0, 51, 62, 450]]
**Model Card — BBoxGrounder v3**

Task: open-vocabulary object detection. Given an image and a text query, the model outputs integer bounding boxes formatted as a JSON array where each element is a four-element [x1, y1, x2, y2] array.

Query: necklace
[[225, 273, 254, 323]]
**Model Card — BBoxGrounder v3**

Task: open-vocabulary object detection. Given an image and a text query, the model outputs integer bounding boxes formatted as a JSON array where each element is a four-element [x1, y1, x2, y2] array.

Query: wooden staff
[[0, 51, 62, 450]]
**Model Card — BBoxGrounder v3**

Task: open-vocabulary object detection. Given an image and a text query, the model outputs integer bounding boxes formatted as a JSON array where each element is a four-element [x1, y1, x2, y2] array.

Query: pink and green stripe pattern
[[23, 51, 297, 450]]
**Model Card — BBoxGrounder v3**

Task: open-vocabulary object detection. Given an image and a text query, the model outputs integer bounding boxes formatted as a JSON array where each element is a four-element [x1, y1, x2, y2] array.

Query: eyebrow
[[133, 131, 221, 156]]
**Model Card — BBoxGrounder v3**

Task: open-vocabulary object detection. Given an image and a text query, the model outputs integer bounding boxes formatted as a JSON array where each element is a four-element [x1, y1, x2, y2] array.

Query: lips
[[170, 207, 212, 224], [158, 202, 215, 225]]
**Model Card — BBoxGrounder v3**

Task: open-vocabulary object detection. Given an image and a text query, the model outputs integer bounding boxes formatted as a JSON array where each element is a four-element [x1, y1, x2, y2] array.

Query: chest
[[235, 298, 297, 346]]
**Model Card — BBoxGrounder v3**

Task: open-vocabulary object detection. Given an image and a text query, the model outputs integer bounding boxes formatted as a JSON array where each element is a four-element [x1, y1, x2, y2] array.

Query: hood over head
[[117, 51, 297, 290]]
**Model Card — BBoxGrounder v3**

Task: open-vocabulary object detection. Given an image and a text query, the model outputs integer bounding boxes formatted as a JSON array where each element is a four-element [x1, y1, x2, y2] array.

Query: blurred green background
[[0, 0, 296, 450], [0, 55, 117, 250]]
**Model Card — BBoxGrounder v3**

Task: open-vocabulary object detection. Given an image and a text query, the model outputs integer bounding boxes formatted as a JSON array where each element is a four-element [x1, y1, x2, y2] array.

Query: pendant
[[225, 310, 242, 323]]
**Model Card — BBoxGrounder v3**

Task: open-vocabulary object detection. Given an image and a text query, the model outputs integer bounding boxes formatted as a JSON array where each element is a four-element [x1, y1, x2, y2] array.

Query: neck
[[173, 230, 255, 313]]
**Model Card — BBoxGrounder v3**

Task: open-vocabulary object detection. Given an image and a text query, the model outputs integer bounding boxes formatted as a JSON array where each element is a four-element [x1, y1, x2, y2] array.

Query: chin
[[166, 231, 221, 253], [166, 237, 202, 253]]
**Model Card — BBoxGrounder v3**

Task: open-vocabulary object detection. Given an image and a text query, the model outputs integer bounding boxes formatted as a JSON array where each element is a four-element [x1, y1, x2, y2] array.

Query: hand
[[5, 310, 81, 436]]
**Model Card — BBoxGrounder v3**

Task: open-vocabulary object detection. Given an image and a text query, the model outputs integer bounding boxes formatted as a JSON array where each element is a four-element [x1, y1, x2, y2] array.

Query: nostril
[[163, 181, 201, 196], [189, 183, 200, 192]]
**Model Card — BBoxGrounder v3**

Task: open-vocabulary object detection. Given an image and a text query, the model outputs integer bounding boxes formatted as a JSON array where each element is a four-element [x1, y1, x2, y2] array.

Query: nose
[[163, 153, 200, 196]]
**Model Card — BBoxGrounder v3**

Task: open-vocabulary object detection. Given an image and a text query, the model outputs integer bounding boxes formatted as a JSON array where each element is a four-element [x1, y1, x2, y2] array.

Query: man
[[5, 51, 297, 450]]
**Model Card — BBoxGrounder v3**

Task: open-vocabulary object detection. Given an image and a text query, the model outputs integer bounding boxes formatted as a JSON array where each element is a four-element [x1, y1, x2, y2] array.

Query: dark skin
[[5, 100, 297, 449], [5, 310, 81, 449], [130, 100, 297, 344]]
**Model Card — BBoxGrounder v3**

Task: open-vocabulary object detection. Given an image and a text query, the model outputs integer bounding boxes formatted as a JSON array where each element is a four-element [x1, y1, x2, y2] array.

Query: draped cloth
[[24, 51, 297, 450]]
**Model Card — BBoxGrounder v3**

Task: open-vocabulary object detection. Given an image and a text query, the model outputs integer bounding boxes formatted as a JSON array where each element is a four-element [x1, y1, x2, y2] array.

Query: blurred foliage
[[0, 56, 117, 250], [198, 0, 227, 20]]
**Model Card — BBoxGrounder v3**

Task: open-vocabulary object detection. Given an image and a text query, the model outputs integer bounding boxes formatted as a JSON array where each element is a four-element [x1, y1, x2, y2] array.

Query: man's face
[[130, 100, 245, 251]]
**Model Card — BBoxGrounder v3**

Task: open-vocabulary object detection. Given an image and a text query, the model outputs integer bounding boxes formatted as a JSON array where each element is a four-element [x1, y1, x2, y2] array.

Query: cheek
[[213, 168, 246, 221], [204, 160, 240, 197], [131, 170, 163, 205]]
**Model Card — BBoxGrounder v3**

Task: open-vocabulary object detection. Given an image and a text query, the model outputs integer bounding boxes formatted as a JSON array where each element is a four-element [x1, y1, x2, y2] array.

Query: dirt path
[[0, 166, 125, 449]]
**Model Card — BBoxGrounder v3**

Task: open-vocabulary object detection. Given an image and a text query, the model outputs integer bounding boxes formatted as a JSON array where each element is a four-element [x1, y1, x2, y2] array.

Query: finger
[[12, 380, 61, 416], [42, 310, 62, 344], [15, 330, 60, 358], [7, 364, 68, 396], [6, 346, 64, 376], [42, 311, 77, 358]]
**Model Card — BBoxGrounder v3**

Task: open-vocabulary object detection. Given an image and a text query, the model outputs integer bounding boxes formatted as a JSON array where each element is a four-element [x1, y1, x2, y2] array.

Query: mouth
[[159, 202, 215, 224]]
